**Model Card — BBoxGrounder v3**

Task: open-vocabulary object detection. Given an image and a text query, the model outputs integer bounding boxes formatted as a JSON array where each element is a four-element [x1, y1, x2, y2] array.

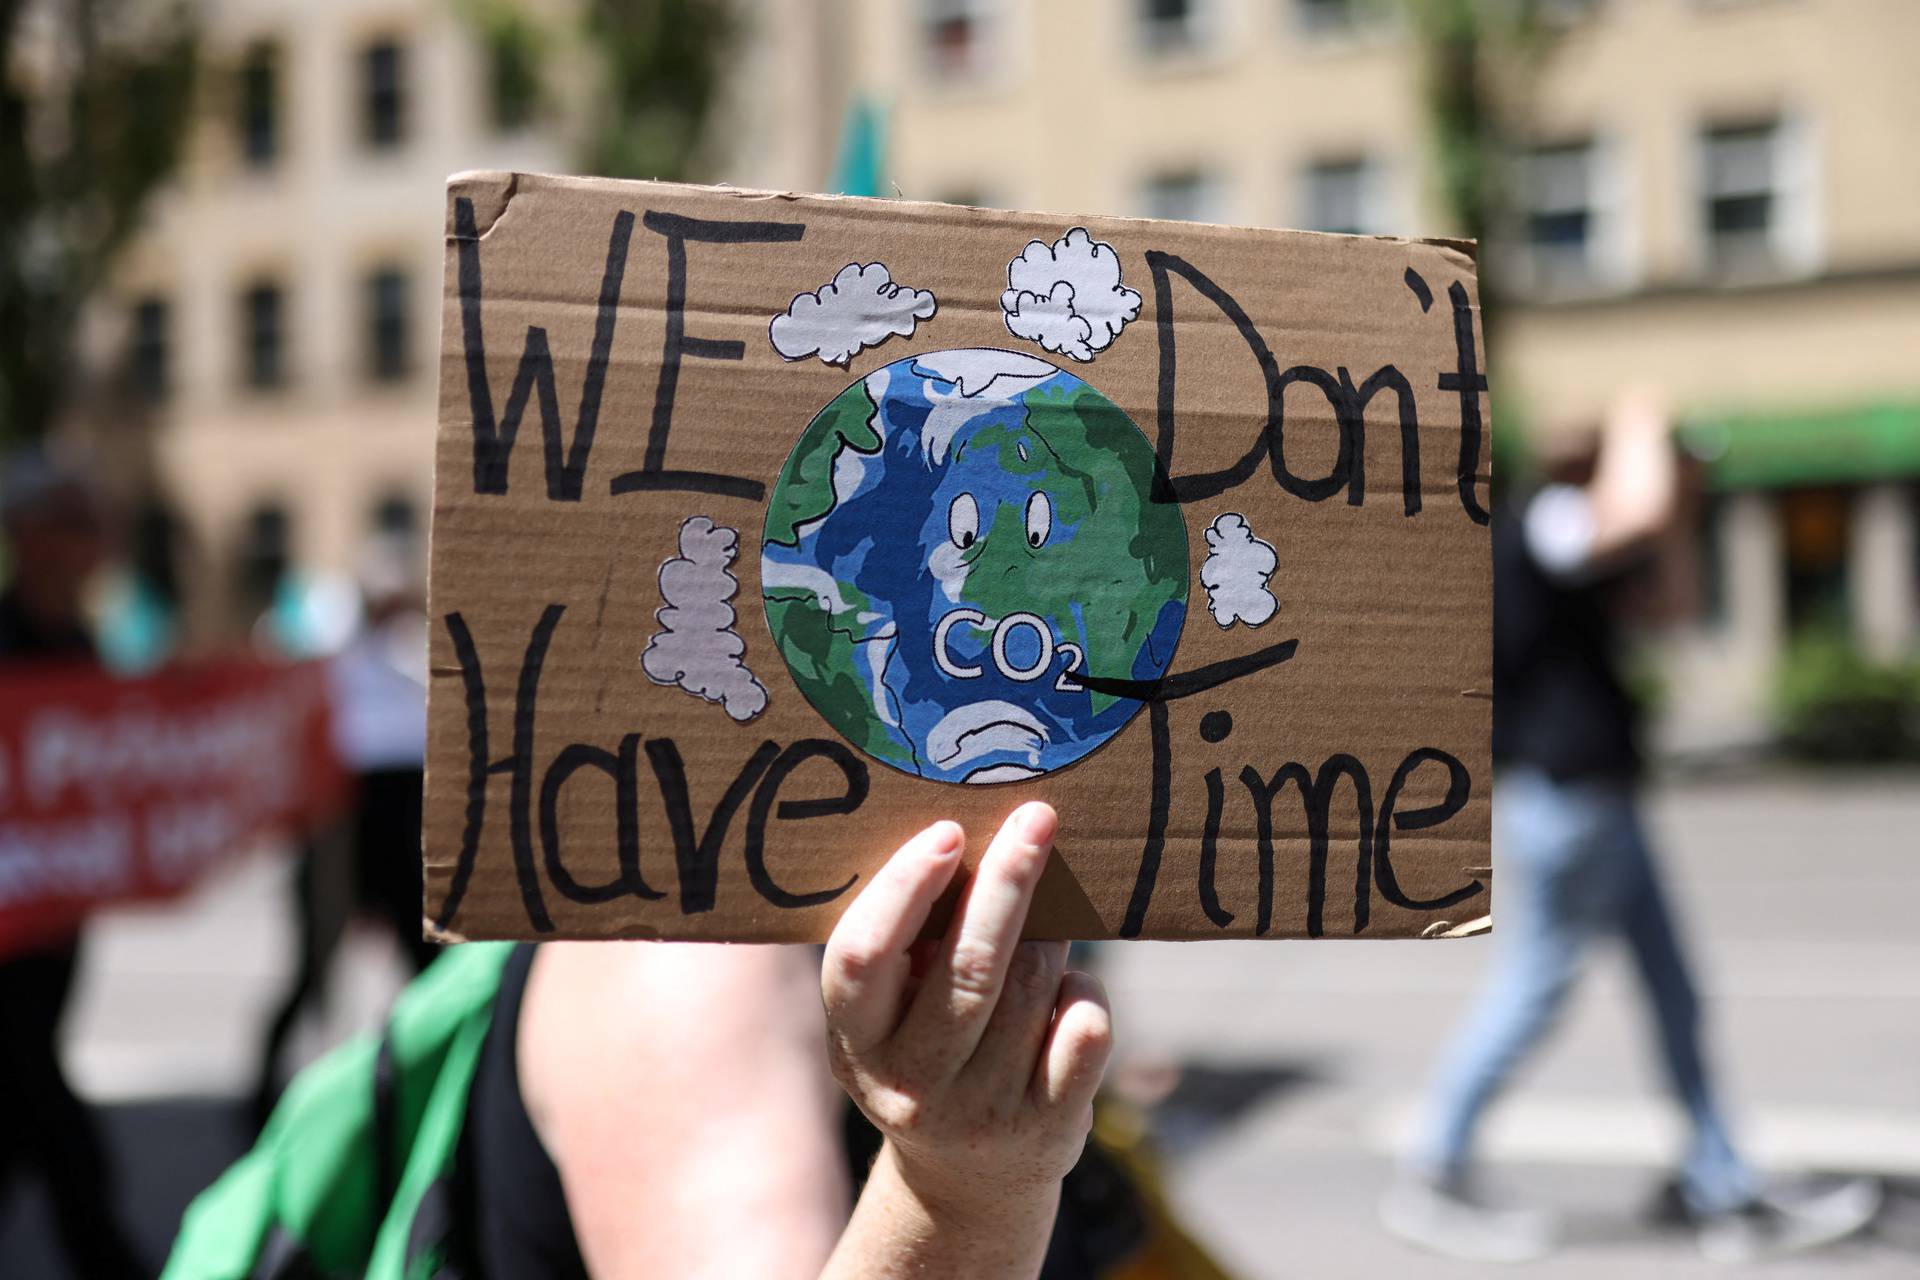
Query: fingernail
[[926, 820, 963, 856], [1015, 801, 1056, 845]]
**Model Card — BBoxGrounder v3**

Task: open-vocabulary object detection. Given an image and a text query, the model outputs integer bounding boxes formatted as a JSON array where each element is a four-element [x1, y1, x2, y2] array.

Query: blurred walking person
[[0, 452, 151, 1278], [1380, 393, 1879, 1264], [252, 536, 432, 1124]]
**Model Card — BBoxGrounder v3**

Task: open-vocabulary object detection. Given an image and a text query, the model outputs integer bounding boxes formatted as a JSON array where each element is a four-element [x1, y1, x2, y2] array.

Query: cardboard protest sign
[[426, 173, 1492, 944], [0, 659, 346, 959]]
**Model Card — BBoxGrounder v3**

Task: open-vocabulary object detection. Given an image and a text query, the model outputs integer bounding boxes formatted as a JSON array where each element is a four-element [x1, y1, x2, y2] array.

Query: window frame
[[1695, 114, 1818, 281], [1299, 153, 1384, 237], [237, 39, 280, 169], [240, 279, 288, 392], [1511, 131, 1637, 299], [1135, 0, 1215, 59], [361, 36, 409, 151], [918, 0, 1000, 87], [364, 265, 412, 384], [129, 293, 171, 401], [1139, 168, 1224, 224]]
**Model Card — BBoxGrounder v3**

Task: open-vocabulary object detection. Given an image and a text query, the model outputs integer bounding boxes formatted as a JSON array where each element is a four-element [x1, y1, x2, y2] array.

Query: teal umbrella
[[829, 96, 886, 197]]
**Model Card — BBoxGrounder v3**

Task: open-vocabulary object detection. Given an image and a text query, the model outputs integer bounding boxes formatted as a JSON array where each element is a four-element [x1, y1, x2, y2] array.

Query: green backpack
[[164, 942, 515, 1280]]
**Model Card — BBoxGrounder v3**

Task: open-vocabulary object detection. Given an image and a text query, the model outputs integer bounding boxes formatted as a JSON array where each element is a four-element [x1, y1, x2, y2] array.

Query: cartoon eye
[[948, 494, 979, 550], [1025, 492, 1051, 548]]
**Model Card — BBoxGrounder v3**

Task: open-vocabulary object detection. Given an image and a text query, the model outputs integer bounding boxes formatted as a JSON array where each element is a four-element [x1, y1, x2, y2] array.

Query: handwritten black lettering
[[455, 200, 631, 500], [609, 210, 807, 501], [744, 740, 868, 908]]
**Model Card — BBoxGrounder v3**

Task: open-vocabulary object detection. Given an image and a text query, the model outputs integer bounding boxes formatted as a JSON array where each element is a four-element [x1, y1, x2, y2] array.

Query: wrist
[[874, 1140, 1061, 1236]]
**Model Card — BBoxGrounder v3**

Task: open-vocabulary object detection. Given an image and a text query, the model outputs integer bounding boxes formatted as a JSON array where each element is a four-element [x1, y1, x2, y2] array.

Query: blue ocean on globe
[[762, 348, 1190, 784]]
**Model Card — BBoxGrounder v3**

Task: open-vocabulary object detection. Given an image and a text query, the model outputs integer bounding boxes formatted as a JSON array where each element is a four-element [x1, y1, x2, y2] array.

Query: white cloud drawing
[[1200, 513, 1278, 629], [770, 262, 937, 367], [641, 517, 768, 722], [1000, 228, 1141, 362]]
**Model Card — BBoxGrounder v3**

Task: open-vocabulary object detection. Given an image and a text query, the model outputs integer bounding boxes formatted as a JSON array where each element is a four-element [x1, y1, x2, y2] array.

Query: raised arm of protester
[[514, 802, 1109, 1280]]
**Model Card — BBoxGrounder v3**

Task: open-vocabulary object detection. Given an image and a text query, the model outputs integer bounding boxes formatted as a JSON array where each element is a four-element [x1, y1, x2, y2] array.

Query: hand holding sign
[[821, 802, 1111, 1279]]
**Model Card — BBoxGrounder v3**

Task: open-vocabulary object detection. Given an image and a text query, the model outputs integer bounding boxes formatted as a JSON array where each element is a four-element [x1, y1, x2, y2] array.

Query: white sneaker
[[1694, 1178, 1882, 1264], [1380, 1175, 1559, 1263]]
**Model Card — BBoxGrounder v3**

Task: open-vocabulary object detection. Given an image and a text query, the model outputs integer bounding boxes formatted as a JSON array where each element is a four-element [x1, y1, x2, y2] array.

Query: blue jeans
[[1415, 768, 1756, 1214]]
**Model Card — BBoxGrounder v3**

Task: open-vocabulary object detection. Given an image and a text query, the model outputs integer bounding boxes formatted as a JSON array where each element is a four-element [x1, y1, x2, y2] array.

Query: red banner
[[0, 659, 348, 959]]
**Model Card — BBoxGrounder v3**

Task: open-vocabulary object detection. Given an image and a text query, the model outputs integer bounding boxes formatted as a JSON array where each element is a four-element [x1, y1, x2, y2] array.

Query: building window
[[238, 41, 279, 167], [921, 0, 995, 83], [1701, 118, 1791, 276], [1301, 156, 1380, 236], [1138, 0, 1207, 55], [365, 266, 410, 383], [1295, 0, 1360, 36], [241, 280, 286, 390], [1539, 0, 1604, 25], [129, 295, 170, 399], [361, 38, 407, 149], [235, 501, 291, 621], [1140, 170, 1219, 223], [1522, 139, 1600, 290], [372, 492, 419, 540]]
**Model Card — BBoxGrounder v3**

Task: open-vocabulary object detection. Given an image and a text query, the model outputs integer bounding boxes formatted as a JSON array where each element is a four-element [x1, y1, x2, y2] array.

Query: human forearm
[[817, 805, 1110, 1280], [1587, 388, 1678, 560], [823, 1143, 1060, 1280]]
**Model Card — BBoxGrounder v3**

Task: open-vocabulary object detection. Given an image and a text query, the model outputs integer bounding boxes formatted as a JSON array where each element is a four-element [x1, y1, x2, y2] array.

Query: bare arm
[[519, 940, 850, 1279], [1584, 387, 1680, 564], [518, 802, 1109, 1280]]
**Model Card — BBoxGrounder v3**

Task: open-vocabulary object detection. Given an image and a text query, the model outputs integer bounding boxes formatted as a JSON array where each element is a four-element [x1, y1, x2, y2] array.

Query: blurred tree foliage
[[580, 0, 735, 180], [460, 0, 735, 181], [1400, 0, 1570, 493], [1772, 627, 1919, 761], [1400, 0, 1564, 325], [0, 0, 198, 447]]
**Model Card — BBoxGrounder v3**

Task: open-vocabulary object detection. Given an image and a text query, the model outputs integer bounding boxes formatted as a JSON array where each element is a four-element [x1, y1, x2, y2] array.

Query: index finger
[[821, 820, 965, 1054]]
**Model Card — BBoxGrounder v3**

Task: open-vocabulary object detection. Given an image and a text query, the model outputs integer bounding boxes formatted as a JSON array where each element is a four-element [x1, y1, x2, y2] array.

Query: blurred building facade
[[86, 0, 569, 638], [84, 0, 1917, 742], [835, 0, 1920, 746], [83, 0, 834, 642]]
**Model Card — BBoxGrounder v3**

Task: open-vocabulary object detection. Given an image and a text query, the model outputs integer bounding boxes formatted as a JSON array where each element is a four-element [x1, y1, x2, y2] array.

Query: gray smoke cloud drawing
[[641, 517, 768, 722], [770, 262, 937, 367], [1200, 513, 1278, 628], [1000, 228, 1141, 362]]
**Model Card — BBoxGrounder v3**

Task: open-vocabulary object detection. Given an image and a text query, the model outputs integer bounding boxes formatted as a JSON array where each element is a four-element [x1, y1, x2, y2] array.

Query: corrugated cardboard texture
[[427, 173, 1492, 943]]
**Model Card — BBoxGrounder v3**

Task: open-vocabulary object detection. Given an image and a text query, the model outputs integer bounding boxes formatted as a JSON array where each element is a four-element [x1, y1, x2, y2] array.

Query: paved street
[[3, 769, 1917, 1276], [1105, 769, 1920, 1277]]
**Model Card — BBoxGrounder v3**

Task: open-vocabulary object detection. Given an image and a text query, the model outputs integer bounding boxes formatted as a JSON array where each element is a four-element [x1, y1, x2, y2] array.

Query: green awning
[[1681, 402, 1920, 490]]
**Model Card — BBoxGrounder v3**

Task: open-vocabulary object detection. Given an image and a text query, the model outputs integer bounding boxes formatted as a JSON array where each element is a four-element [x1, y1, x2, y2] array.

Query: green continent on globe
[[761, 349, 1189, 785]]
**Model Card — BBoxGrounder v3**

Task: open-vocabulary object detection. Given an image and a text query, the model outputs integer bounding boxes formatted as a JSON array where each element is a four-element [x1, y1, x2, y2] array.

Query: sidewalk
[[1101, 770, 1920, 1276]]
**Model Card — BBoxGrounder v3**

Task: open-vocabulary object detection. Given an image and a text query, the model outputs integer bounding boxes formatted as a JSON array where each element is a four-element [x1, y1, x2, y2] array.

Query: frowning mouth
[[926, 700, 1050, 783]]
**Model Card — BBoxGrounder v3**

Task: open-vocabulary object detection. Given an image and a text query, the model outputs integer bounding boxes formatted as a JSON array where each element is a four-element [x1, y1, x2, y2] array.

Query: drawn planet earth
[[761, 348, 1189, 784]]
